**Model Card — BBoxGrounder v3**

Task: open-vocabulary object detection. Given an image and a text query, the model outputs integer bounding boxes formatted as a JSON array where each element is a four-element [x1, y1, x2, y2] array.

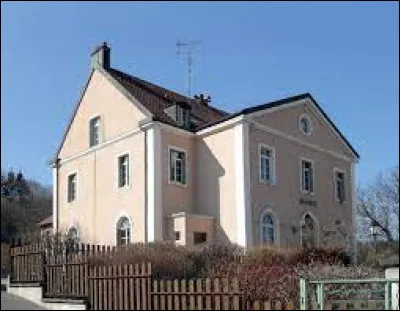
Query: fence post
[[41, 249, 47, 291], [300, 278, 308, 310], [316, 283, 324, 310], [9, 245, 13, 282], [385, 281, 391, 310]]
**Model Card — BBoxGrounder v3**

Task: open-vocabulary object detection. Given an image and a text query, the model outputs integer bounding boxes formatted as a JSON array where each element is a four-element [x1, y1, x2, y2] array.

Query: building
[[51, 42, 359, 249], [37, 216, 53, 236]]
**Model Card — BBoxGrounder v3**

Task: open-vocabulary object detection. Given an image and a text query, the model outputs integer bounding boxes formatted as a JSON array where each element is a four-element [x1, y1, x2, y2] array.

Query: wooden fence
[[10, 243, 45, 283], [88, 263, 152, 310], [44, 253, 88, 299], [9, 243, 393, 310]]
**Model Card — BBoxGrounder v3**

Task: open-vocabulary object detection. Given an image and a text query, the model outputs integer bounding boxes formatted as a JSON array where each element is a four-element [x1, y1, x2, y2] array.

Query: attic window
[[176, 105, 190, 128], [299, 114, 312, 136], [89, 116, 101, 147]]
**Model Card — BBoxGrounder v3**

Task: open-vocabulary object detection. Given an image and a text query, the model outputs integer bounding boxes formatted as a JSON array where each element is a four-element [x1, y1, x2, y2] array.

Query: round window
[[299, 114, 313, 136]]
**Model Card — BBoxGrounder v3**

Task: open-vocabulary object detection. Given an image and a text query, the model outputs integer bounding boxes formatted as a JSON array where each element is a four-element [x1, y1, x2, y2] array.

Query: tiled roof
[[106, 68, 229, 130]]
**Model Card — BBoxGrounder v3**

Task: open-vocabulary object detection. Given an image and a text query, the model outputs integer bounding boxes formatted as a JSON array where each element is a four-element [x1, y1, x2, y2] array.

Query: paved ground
[[1, 292, 45, 310]]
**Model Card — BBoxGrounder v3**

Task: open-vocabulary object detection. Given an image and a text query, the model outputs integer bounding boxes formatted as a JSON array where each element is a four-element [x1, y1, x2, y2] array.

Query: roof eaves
[[99, 67, 154, 118], [195, 93, 359, 159], [306, 95, 360, 159], [53, 69, 95, 162]]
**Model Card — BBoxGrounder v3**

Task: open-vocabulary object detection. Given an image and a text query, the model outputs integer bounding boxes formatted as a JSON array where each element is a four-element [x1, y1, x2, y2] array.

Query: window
[[193, 232, 207, 245], [67, 173, 77, 202], [89, 116, 101, 147], [259, 145, 275, 183], [176, 105, 190, 128], [174, 231, 181, 241], [301, 159, 314, 193], [334, 170, 346, 202], [170, 148, 186, 185], [260, 211, 276, 245], [116, 216, 131, 246], [299, 114, 313, 136], [118, 154, 130, 188]]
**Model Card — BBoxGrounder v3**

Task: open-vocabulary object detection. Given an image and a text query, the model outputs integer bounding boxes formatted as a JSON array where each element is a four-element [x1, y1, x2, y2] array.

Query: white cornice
[[59, 128, 142, 165], [158, 122, 194, 137], [196, 115, 245, 137]]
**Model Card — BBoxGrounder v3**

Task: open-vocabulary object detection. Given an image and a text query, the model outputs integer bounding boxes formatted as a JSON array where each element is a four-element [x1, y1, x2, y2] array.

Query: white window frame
[[300, 157, 315, 195], [259, 208, 280, 246], [116, 215, 132, 246], [299, 113, 313, 136], [89, 114, 102, 148], [258, 143, 276, 185], [300, 212, 320, 247], [333, 167, 346, 203], [176, 105, 190, 127], [168, 146, 187, 187], [66, 171, 78, 203], [116, 151, 131, 189]]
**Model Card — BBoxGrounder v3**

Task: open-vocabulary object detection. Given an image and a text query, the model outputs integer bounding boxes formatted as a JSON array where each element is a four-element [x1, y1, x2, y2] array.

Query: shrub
[[290, 246, 344, 265], [88, 242, 244, 280], [210, 246, 382, 303], [242, 245, 344, 267], [188, 242, 243, 277], [85, 242, 382, 305], [88, 242, 199, 279]]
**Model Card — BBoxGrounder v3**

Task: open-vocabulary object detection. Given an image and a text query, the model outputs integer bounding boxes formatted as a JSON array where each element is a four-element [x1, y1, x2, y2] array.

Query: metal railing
[[300, 278, 399, 310]]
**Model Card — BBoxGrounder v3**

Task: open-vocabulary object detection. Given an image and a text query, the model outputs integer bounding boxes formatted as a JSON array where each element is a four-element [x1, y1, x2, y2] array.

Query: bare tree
[[357, 166, 399, 243]]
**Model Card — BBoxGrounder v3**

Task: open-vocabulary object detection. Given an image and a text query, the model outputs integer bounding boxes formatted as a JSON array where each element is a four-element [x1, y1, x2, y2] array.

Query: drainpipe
[[144, 130, 148, 242], [93, 150, 97, 243], [52, 158, 60, 235]]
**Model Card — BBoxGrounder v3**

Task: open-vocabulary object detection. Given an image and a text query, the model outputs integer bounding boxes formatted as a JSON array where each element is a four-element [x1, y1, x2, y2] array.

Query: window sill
[[300, 190, 315, 196], [168, 181, 187, 188], [117, 184, 131, 190], [259, 180, 276, 186]]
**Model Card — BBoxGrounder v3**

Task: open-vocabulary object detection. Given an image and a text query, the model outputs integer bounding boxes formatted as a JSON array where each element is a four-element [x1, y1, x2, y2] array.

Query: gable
[[57, 70, 148, 159], [250, 98, 358, 160]]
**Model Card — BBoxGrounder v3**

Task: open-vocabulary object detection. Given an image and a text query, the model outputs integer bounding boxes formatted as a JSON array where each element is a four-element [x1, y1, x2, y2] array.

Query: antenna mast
[[176, 40, 200, 98]]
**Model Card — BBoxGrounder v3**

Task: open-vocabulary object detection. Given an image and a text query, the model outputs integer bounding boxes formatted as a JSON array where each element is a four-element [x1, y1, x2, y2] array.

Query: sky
[[1, 1, 399, 187]]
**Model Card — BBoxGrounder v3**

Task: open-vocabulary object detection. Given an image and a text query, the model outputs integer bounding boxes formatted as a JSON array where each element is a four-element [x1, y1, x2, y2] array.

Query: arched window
[[301, 213, 318, 247], [116, 216, 131, 246], [260, 211, 276, 245]]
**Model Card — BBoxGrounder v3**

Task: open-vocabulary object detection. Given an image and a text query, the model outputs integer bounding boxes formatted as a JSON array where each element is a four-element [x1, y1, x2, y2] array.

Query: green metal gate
[[300, 278, 399, 310]]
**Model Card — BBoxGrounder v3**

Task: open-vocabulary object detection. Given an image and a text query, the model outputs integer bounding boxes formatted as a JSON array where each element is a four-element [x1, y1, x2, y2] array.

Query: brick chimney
[[91, 42, 110, 69]]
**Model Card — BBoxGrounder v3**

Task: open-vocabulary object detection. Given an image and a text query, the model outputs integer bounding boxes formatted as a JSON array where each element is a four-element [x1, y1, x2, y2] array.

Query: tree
[[1, 169, 30, 201], [357, 166, 399, 244], [1, 168, 52, 242]]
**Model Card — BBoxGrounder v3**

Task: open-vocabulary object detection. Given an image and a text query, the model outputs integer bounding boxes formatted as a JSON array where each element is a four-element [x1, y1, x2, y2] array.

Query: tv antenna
[[176, 39, 201, 98]]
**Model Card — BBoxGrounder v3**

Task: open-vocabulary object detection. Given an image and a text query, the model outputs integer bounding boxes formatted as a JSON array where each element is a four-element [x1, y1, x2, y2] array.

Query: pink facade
[[53, 43, 358, 250]]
